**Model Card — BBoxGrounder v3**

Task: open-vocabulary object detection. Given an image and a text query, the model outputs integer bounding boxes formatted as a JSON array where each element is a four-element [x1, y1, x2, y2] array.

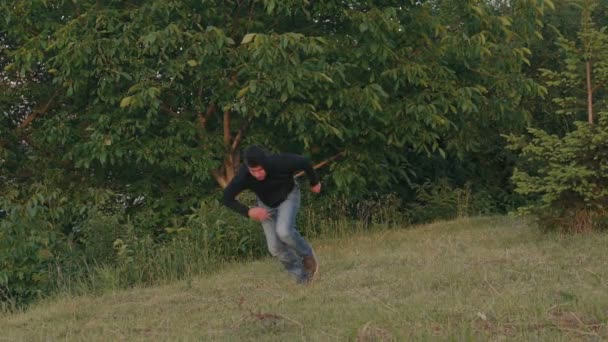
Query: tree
[[539, 0, 608, 125], [1, 0, 547, 191], [506, 0, 608, 232], [521, 0, 608, 134]]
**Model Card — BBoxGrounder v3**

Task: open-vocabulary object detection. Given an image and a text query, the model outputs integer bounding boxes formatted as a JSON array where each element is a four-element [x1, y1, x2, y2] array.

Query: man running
[[222, 145, 320, 284]]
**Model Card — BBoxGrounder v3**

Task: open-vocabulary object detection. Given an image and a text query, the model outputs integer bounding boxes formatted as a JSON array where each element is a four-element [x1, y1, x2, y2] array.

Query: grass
[[2, 216, 608, 341]]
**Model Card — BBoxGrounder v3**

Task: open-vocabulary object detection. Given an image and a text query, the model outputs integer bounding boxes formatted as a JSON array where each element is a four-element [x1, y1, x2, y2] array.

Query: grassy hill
[[2, 216, 607, 341]]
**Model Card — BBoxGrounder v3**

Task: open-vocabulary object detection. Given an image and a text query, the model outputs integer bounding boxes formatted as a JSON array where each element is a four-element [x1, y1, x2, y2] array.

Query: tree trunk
[[212, 110, 240, 189], [586, 61, 593, 125]]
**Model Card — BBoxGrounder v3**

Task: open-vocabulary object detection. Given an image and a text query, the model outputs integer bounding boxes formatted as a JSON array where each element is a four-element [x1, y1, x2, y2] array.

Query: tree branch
[[212, 168, 228, 189], [231, 116, 252, 152], [295, 151, 346, 178], [17, 89, 60, 130], [248, 0, 256, 29], [220, 109, 240, 182], [230, 0, 248, 38], [73, 0, 82, 17], [199, 103, 215, 130], [223, 109, 232, 146], [160, 103, 179, 117], [591, 79, 607, 93]]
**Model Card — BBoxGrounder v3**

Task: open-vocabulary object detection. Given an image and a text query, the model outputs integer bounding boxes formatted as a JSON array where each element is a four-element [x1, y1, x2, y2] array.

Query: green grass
[[2, 216, 608, 341]]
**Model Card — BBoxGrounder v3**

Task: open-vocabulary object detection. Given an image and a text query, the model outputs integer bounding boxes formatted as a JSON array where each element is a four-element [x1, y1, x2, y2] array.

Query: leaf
[[237, 86, 249, 98], [120, 96, 133, 108], [37, 249, 53, 260], [470, 5, 483, 16], [266, 0, 276, 14], [241, 33, 256, 45], [187, 60, 198, 67], [148, 87, 160, 97], [498, 16, 512, 27], [318, 73, 334, 83]]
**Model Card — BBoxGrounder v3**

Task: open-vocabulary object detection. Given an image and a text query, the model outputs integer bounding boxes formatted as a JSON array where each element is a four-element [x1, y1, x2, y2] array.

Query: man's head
[[244, 145, 268, 181]]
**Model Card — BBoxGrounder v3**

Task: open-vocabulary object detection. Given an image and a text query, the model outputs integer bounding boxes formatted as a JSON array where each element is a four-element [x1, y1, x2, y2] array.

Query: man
[[222, 145, 321, 284]]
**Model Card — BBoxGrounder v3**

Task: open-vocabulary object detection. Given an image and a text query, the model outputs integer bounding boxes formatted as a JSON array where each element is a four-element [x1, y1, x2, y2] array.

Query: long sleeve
[[282, 153, 319, 186], [221, 167, 250, 217]]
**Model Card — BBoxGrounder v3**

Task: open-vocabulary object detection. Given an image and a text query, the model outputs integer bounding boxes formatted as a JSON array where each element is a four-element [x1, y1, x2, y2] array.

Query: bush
[[1, 176, 502, 308], [0, 184, 73, 306], [53, 197, 269, 296], [404, 179, 504, 224], [298, 190, 408, 237], [506, 114, 608, 232], [0, 183, 268, 307]]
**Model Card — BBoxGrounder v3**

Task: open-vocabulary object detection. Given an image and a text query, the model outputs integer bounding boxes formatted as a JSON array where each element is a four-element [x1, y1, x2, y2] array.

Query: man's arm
[[282, 153, 320, 186], [221, 167, 250, 217]]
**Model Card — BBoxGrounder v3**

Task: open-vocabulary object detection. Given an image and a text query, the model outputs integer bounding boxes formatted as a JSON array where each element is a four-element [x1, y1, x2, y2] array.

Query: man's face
[[248, 166, 267, 181]]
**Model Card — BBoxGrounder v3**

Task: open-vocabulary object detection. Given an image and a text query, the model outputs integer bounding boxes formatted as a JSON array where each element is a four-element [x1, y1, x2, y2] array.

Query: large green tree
[[2, 0, 547, 192]]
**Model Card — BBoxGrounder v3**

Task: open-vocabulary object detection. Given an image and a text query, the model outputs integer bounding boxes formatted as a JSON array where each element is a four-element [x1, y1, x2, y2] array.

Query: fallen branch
[[583, 267, 602, 282], [355, 289, 397, 313], [557, 326, 600, 337], [485, 280, 501, 296], [233, 296, 304, 332]]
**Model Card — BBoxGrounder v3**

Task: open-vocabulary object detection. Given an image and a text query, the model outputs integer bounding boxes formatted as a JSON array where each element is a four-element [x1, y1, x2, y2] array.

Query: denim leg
[[259, 203, 308, 283], [275, 185, 313, 258]]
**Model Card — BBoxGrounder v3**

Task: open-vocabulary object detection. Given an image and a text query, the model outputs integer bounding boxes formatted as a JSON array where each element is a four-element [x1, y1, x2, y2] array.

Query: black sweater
[[222, 153, 319, 217]]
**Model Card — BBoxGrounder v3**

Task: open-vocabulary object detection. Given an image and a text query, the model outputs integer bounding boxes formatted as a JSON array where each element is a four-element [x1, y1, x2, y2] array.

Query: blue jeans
[[257, 184, 313, 283]]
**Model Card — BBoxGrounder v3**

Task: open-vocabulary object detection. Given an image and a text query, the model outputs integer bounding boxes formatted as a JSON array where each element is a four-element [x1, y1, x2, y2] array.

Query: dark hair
[[244, 145, 267, 167]]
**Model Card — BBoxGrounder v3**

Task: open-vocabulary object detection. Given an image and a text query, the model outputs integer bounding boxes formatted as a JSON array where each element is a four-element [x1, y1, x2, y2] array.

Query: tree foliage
[[507, 117, 608, 232], [539, 0, 608, 124], [1, 0, 546, 191], [507, 0, 608, 232]]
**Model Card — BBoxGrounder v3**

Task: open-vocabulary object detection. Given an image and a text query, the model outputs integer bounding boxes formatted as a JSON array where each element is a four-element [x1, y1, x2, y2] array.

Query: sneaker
[[302, 248, 319, 282]]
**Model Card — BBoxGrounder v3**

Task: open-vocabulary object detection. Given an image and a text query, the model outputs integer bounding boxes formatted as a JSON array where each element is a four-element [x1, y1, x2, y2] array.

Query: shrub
[[506, 115, 608, 232]]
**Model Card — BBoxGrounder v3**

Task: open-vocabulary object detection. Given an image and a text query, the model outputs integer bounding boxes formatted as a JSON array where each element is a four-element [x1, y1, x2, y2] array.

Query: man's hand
[[248, 207, 270, 222], [311, 182, 321, 193]]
